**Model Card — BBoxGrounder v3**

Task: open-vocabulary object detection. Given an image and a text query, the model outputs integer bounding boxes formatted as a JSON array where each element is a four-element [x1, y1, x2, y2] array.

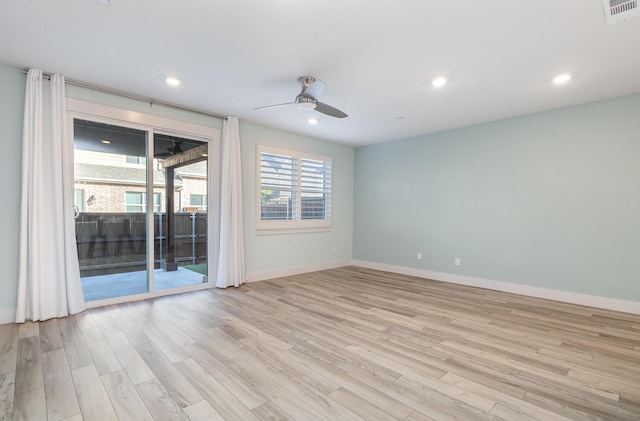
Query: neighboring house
[[73, 150, 207, 214]]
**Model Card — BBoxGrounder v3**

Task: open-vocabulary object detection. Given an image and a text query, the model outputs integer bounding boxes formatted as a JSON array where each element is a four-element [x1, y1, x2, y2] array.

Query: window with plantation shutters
[[257, 144, 332, 233]]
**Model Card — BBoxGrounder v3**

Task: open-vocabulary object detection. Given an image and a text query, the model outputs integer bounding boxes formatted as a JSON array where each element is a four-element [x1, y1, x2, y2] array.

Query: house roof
[[75, 163, 205, 187], [75, 163, 169, 186]]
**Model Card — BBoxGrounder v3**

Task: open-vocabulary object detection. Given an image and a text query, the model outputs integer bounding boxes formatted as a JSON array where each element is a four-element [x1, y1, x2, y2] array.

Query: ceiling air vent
[[603, 0, 638, 25]]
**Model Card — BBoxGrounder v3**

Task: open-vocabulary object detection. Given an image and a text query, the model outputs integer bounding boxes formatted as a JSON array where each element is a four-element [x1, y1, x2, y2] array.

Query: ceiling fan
[[156, 141, 183, 158], [254, 76, 348, 118]]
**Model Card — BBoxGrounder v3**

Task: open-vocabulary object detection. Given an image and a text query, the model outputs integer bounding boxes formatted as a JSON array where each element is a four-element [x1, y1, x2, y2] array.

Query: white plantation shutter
[[301, 158, 331, 220], [260, 151, 297, 220], [257, 144, 332, 232]]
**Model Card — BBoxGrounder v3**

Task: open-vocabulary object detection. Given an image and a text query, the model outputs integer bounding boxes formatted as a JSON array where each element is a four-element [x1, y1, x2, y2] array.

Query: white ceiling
[[1, 0, 639, 146]]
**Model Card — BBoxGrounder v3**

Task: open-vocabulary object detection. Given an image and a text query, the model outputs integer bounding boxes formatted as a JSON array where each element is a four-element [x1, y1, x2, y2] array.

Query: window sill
[[256, 226, 332, 235]]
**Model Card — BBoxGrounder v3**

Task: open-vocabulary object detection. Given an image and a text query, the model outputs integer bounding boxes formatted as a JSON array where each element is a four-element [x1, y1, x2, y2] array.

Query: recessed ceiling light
[[101, 139, 112, 144], [166, 77, 181, 87], [432, 77, 447, 87], [308, 118, 318, 125], [553, 73, 571, 85]]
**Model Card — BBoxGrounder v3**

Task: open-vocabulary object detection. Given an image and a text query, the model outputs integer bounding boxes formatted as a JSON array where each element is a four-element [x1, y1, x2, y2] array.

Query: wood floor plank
[[14, 336, 43, 394], [404, 410, 437, 421], [396, 373, 497, 413], [56, 316, 93, 371], [38, 319, 64, 353], [490, 403, 538, 421], [282, 348, 414, 419], [142, 319, 190, 363], [12, 386, 46, 421], [522, 391, 636, 421], [135, 341, 203, 407], [183, 342, 268, 410], [18, 321, 39, 339], [0, 372, 15, 421], [176, 358, 260, 420], [0, 324, 19, 376], [329, 386, 404, 421], [345, 343, 446, 379], [135, 378, 190, 421], [110, 310, 151, 346], [178, 320, 238, 361], [349, 366, 498, 421], [102, 369, 154, 420], [182, 399, 226, 421], [71, 365, 118, 421], [73, 312, 97, 330], [81, 326, 122, 375], [105, 331, 156, 385], [224, 357, 330, 420], [42, 349, 81, 420], [89, 307, 123, 336], [270, 369, 366, 421], [251, 400, 296, 421]]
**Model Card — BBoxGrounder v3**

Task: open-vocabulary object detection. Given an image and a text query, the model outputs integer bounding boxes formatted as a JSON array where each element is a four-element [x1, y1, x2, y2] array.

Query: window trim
[[124, 155, 147, 166], [75, 189, 86, 212], [256, 144, 332, 234], [125, 191, 161, 213], [189, 194, 207, 211]]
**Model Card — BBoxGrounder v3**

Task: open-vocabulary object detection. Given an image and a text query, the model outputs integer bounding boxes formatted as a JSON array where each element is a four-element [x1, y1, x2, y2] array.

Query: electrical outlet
[[455, 258, 461, 266], [417, 252, 422, 260], [332, 248, 336, 255]]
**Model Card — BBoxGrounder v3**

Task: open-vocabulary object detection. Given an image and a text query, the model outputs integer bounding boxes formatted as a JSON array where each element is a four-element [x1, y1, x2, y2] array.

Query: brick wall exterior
[[75, 175, 207, 213]]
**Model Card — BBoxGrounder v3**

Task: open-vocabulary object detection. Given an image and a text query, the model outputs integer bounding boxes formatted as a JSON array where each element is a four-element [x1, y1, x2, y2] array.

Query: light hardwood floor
[[2, 266, 640, 420]]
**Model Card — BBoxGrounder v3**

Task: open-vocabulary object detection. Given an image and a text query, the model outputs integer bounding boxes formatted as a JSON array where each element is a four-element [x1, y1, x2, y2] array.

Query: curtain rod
[[22, 69, 225, 120]]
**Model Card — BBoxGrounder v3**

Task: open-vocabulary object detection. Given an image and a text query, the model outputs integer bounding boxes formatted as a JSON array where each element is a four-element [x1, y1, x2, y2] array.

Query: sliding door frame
[[67, 98, 220, 308]]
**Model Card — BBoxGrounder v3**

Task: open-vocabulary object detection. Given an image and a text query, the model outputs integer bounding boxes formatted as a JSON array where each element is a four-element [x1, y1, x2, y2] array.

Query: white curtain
[[216, 116, 246, 288], [16, 69, 85, 322]]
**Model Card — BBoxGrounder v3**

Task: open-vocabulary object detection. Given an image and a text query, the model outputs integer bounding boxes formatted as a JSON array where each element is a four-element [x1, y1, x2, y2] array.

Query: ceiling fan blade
[[303, 80, 326, 100], [315, 102, 348, 118], [253, 102, 295, 110]]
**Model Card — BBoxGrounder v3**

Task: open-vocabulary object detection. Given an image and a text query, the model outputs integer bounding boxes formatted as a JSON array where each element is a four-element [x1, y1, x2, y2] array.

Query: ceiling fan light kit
[[296, 96, 317, 110], [255, 76, 348, 118]]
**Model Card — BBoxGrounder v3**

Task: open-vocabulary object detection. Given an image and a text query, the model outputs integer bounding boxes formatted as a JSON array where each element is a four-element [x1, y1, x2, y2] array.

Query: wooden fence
[[75, 212, 207, 277]]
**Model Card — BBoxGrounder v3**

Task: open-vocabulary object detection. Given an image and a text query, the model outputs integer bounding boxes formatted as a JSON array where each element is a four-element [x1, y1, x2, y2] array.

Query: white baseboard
[[0, 308, 16, 325], [4, 260, 635, 323], [351, 259, 640, 315], [247, 260, 352, 283]]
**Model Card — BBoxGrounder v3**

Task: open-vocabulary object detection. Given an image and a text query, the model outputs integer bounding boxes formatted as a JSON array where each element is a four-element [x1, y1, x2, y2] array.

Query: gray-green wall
[[354, 94, 640, 302], [0, 65, 25, 320]]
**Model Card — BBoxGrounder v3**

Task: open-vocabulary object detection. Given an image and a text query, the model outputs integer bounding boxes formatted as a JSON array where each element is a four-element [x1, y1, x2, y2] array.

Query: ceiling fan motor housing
[[296, 95, 317, 110], [298, 76, 316, 87]]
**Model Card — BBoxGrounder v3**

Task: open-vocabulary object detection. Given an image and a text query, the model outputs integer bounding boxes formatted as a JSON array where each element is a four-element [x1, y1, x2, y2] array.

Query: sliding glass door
[[73, 117, 211, 303]]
